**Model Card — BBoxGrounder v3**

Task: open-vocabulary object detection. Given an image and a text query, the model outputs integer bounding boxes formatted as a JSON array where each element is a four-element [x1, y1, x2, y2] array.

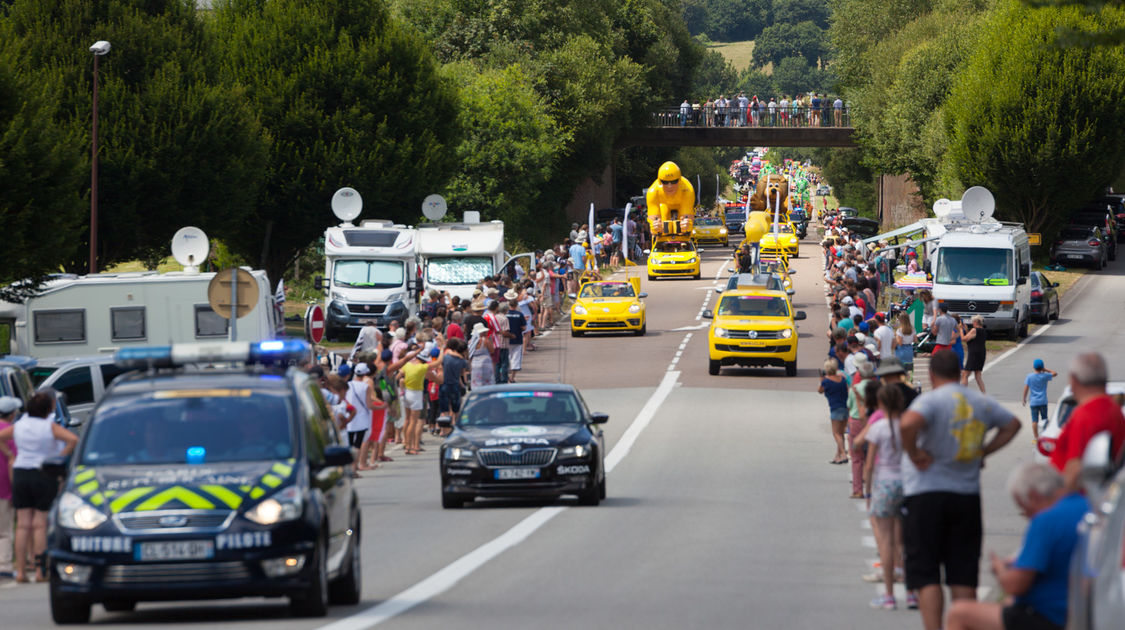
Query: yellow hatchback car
[[570, 278, 647, 337], [759, 222, 800, 258], [703, 289, 806, 377], [646, 238, 701, 280], [692, 216, 729, 247]]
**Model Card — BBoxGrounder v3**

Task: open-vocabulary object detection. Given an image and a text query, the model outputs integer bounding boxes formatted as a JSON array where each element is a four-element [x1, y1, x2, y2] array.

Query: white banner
[[623, 203, 631, 264]]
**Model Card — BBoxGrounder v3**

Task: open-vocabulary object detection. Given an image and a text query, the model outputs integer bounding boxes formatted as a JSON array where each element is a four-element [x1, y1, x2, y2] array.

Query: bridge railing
[[650, 106, 851, 128]]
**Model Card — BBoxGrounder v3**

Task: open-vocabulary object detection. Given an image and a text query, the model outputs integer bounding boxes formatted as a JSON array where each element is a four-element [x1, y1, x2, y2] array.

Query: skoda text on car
[[703, 289, 806, 377], [646, 239, 701, 280], [570, 278, 647, 337], [45, 341, 362, 623], [692, 216, 729, 247], [439, 384, 608, 508], [758, 222, 800, 258]]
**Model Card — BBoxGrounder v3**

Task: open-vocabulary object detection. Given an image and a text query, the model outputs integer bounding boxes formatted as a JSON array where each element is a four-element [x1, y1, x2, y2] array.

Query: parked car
[[0, 356, 77, 428], [1102, 193, 1125, 237], [1029, 271, 1061, 323], [1035, 382, 1125, 461], [841, 216, 880, 239], [28, 355, 131, 423], [1071, 205, 1119, 260], [838, 206, 859, 218], [1050, 225, 1108, 269]]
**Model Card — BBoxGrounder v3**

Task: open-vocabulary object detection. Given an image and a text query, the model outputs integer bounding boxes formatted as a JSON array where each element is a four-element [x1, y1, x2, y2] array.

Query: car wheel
[[328, 512, 362, 605], [785, 361, 797, 377], [1050, 297, 1060, 320], [693, 272, 701, 280], [708, 359, 720, 376], [290, 535, 329, 617], [577, 477, 601, 506], [1110, 246, 1117, 261], [51, 580, 92, 624], [571, 328, 583, 338], [441, 492, 464, 509], [103, 600, 136, 612], [1019, 317, 1029, 338], [635, 322, 646, 336]]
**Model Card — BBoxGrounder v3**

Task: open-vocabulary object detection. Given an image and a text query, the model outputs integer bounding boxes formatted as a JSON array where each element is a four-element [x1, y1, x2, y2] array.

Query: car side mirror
[[714, 288, 723, 294], [794, 311, 807, 320], [1080, 431, 1115, 497], [1017, 276, 1028, 285], [643, 249, 651, 255], [42, 455, 70, 479], [727, 267, 735, 273], [314, 276, 325, 291], [702, 309, 713, 319], [590, 412, 609, 424], [1052, 282, 1060, 287], [323, 445, 354, 468], [787, 269, 796, 275], [638, 292, 648, 298], [787, 289, 795, 296], [568, 293, 577, 300]]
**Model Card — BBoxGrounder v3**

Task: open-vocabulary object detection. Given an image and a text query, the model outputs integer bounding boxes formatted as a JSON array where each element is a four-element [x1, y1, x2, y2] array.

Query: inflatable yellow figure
[[646, 161, 696, 236]]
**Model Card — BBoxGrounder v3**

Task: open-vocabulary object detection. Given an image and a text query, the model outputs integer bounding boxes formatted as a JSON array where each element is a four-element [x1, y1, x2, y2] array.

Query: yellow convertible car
[[759, 222, 800, 258], [703, 288, 806, 377], [570, 278, 647, 337], [692, 216, 729, 247], [646, 238, 701, 280]]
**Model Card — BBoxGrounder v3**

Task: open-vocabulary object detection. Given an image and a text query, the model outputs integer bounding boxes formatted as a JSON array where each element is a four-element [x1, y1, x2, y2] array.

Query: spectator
[[864, 384, 912, 611], [894, 313, 916, 375], [0, 396, 20, 581], [945, 463, 1087, 630], [506, 295, 527, 383], [847, 359, 878, 498], [931, 303, 957, 354], [1022, 359, 1058, 440], [819, 359, 850, 464], [872, 314, 895, 362], [1048, 352, 1125, 490], [960, 315, 987, 393], [834, 96, 844, 126], [899, 350, 1022, 630], [467, 322, 495, 389]]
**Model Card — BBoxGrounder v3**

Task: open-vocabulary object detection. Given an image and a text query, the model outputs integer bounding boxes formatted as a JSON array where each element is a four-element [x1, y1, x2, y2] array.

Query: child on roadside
[[1022, 358, 1059, 440]]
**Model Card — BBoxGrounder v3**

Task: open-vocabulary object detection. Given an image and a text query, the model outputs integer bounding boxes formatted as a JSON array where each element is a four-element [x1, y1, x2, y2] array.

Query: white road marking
[[860, 519, 871, 530], [316, 371, 681, 630], [671, 324, 708, 331], [862, 535, 876, 549]]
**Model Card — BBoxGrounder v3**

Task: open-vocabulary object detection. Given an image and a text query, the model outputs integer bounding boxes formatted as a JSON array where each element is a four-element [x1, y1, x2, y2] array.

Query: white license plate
[[135, 540, 214, 562], [1067, 254, 1084, 259], [494, 468, 540, 480]]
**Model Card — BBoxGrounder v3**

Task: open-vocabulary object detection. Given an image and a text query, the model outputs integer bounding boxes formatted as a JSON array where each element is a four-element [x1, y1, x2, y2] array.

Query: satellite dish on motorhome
[[961, 186, 995, 223], [933, 198, 953, 219], [331, 187, 363, 224], [171, 227, 209, 274], [422, 194, 448, 222]]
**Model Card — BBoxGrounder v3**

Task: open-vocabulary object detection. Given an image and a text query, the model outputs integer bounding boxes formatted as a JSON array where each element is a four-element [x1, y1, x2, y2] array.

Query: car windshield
[[28, 366, 57, 387], [458, 391, 584, 426], [726, 275, 777, 291], [333, 259, 404, 289], [935, 247, 1013, 286], [725, 211, 744, 220], [717, 295, 789, 317], [80, 389, 295, 465], [696, 218, 722, 226], [772, 224, 793, 234], [579, 283, 635, 298], [427, 256, 493, 285], [655, 241, 694, 253]]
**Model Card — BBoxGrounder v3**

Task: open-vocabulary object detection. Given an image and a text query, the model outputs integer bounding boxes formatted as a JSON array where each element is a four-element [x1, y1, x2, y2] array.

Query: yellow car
[[703, 289, 806, 377], [646, 238, 701, 280], [758, 255, 794, 291], [570, 278, 647, 337], [759, 222, 800, 258], [692, 216, 729, 247]]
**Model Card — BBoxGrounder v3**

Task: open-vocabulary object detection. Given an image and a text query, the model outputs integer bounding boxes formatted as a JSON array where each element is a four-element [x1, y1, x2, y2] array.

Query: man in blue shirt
[[1022, 359, 1059, 439], [945, 462, 1086, 630]]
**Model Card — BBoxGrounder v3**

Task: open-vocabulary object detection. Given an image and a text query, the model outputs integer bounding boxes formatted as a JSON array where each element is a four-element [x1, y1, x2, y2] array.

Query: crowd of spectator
[[666, 92, 848, 128]]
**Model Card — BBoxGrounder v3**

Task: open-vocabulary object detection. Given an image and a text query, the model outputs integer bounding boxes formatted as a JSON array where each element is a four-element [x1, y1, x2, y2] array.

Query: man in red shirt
[[1049, 352, 1125, 491]]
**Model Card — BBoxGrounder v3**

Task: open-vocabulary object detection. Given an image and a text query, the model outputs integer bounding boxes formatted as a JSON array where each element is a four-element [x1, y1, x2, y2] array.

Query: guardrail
[[650, 106, 851, 128]]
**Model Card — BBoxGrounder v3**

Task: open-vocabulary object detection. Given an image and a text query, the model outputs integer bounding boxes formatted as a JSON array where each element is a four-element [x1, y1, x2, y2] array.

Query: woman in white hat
[[467, 322, 495, 389]]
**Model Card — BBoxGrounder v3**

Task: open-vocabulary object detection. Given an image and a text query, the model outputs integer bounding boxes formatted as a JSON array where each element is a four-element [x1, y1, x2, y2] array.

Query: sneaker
[[869, 594, 896, 611], [906, 593, 919, 610], [861, 572, 883, 583]]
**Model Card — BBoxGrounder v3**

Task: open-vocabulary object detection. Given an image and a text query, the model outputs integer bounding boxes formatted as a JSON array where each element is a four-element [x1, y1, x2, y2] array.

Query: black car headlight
[[245, 486, 303, 525], [558, 444, 590, 459], [444, 447, 476, 462], [58, 492, 108, 530]]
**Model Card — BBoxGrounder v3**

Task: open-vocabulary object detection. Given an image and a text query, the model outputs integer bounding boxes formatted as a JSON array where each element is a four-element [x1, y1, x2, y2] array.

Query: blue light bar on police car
[[115, 340, 310, 368]]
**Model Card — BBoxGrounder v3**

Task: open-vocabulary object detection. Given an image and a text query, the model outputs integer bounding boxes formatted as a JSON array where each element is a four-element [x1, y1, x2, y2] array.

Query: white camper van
[[0, 270, 278, 359], [928, 189, 1032, 339], [318, 219, 418, 338], [416, 212, 532, 301]]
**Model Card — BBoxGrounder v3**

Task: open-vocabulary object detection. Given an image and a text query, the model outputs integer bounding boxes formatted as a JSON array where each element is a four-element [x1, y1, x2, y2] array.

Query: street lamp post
[[89, 40, 111, 274]]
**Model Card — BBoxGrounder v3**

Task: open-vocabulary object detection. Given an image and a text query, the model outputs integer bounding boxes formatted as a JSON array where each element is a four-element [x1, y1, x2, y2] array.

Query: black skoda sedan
[[439, 383, 608, 508]]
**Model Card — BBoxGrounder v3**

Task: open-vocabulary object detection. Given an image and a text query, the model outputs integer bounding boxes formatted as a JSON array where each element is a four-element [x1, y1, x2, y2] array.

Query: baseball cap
[[875, 357, 906, 377], [354, 363, 371, 376], [1033, 358, 1045, 370], [847, 335, 860, 346], [0, 396, 21, 415], [380, 349, 393, 362], [855, 332, 867, 343], [858, 322, 869, 333], [337, 364, 351, 377]]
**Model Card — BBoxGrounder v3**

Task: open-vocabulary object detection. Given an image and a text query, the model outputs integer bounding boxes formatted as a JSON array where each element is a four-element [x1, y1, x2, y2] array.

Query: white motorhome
[[0, 270, 278, 359], [416, 212, 532, 301], [928, 190, 1032, 339], [318, 219, 418, 338]]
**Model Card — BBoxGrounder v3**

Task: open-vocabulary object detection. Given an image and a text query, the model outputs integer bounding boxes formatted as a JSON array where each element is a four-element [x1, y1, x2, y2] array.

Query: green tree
[[752, 21, 828, 68], [691, 48, 739, 99], [944, 1, 1125, 236], [737, 68, 775, 99], [680, 0, 772, 41], [773, 0, 831, 29], [211, 0, 459, 282]]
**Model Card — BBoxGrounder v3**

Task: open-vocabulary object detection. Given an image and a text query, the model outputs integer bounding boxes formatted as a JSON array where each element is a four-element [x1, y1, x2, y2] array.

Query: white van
[[0, 270, 278, 359], [318, 219, 418, 338], [416, 213, 533, 301]]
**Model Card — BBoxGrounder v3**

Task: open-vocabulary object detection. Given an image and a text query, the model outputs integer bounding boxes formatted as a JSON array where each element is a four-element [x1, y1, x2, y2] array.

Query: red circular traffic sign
[[304, 304, 325, 344]]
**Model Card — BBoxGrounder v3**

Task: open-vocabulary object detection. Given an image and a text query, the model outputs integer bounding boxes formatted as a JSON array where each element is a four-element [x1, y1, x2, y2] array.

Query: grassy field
[[708, 40, 757, 73]]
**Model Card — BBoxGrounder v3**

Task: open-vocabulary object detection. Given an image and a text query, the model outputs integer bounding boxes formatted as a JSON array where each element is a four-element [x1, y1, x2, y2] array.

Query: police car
[[439, 383, 608, 508], [44, 341, 361, 623]]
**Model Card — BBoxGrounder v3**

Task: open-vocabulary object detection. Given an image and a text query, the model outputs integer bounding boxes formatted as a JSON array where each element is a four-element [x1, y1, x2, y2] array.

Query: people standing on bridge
[[716, 95, 727, 126], [899, 350, 1021, 630], [834, 96, 845, 126], [767, 97, 777, 126], [810, 93, 821, 126], [737, 92, 749, 126], [703, 97, 714, 126], [679, 99, 691, 126]]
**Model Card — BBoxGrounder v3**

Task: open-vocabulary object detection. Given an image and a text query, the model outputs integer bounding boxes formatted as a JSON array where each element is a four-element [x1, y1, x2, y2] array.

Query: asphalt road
[[3, 232, 1122, 630]]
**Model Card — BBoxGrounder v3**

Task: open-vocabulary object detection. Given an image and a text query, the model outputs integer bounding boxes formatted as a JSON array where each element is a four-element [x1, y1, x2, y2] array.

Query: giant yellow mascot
[[743, 172, 789, 245], [646, 161, 696, 236]]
